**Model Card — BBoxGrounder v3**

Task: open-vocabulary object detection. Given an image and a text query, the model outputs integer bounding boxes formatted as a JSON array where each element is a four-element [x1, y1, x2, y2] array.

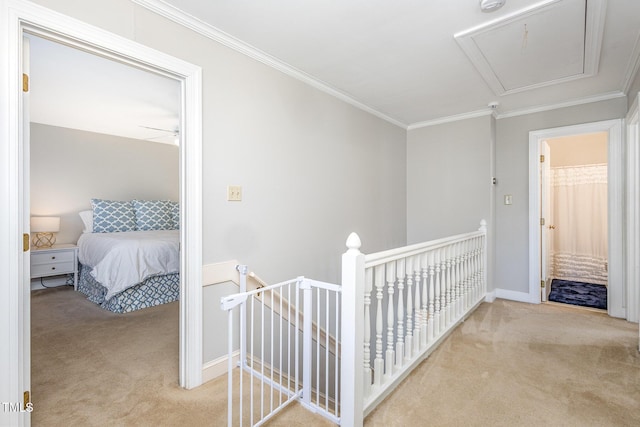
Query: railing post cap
[[479, 219, 487, 231], [346, 232, 362, 252]]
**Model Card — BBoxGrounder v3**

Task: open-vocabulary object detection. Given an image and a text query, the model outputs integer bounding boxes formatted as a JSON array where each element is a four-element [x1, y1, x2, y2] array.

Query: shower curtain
[[551, 164, 608, 285]]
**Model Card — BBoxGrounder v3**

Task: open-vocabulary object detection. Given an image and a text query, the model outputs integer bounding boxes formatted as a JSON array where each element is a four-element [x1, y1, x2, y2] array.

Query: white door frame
[[625, 94, 639, 324], [1, 2, 203, 424], [528, 119, 625, 317]]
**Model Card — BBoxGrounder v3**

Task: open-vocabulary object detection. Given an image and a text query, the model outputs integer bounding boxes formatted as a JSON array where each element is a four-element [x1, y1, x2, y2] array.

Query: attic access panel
[[455, 0, 606, 96]]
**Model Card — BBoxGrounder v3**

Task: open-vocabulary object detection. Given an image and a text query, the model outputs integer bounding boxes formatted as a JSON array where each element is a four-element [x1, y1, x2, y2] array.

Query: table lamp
[[31, 216, 60, 248]]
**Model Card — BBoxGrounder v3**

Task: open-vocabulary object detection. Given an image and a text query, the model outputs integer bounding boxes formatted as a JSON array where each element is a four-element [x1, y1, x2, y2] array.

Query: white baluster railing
[[340, 220, 487, 424], [223, 221, 488, 427]]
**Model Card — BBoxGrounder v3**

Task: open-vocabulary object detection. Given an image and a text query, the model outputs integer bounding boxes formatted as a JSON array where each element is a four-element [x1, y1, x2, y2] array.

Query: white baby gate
[[220, 266, 342, 426], [221, 220, 487, 427]]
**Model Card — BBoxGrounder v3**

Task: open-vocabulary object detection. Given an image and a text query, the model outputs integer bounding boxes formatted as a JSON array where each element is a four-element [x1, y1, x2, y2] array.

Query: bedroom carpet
[[32, 287, 640, 426], [549, 278, 608, 310]]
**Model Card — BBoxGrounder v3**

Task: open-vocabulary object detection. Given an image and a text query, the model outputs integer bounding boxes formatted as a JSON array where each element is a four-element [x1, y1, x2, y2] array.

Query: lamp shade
[[31, 216, 60, 233]]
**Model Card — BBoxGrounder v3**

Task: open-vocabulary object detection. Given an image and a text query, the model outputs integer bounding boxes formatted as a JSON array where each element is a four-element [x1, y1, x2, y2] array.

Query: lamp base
[[33, 232, 56, 249]]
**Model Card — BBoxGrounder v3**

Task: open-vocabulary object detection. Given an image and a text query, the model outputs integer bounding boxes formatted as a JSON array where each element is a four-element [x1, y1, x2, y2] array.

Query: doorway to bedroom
[[27, 31, 183, 419]]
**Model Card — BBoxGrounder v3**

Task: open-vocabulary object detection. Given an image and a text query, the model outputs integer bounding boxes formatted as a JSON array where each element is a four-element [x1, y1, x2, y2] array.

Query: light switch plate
[[504, 194, 512, 205], [227, 185, 242, 201]]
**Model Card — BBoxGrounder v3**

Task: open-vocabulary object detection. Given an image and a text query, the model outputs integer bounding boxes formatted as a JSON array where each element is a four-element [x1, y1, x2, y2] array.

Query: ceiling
[[28, 34, 181, 145], [29, 0, 640, 140]]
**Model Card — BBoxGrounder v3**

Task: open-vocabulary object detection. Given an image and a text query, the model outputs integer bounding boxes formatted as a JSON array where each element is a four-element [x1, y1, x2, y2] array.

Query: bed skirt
[[77, 263, 179, 313]]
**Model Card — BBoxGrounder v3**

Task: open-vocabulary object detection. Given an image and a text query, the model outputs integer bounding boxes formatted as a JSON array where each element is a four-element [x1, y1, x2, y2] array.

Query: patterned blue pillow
[[132, 200, 174, 231], [170, 201, 179, 230], [91, 199, 136, 233]]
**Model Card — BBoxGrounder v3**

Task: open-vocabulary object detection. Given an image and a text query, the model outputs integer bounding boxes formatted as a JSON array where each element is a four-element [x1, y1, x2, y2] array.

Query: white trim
[[180, 63, 203, 389], [495, 289, 536, 304], [622, 33, 640, 94], [133, 0, 628, 133], [407, 109, 493, 130], [495, 92, 626, 120], [131, 0, 407, 130], [625, 95, 639, 323], [484, 290, 497, 303], [1, 3, 204, 420], [608, 121, 625, 318], [202, 351, 240, 384], [582, 0, 607, 78], [528, 120, 625, 318], [405, 92, 626, 130], [455, 0, 606, 96]]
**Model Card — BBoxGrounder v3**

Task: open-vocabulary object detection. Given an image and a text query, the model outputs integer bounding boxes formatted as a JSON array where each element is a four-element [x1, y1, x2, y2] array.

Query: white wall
[[494, 98, 628, 294], [30, 123, 179, 244]]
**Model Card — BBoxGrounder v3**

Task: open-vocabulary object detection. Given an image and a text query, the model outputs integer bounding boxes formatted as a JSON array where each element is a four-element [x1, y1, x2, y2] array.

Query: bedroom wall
[[494, 97, 627, 297], [27, 0, 407, 364], [30, 123, 179, 245]]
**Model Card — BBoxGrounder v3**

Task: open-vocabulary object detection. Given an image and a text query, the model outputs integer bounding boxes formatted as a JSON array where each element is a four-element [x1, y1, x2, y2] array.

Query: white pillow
[[79, 210, 93, 233]]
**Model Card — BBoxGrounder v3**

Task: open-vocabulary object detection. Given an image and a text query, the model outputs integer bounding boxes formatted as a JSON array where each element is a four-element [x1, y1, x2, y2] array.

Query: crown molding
[[455, 0, 606, 97], [495, 91, 626, 119], [406, 91, 626, 129], [131, 0, 407, 129], [132, 0, 630, 132], [407, 109, 494, 130], [622, 31, 640, 94]]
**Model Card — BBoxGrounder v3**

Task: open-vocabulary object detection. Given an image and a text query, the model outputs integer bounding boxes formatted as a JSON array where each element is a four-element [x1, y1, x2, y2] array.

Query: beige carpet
[[32, 287, 639, 426]]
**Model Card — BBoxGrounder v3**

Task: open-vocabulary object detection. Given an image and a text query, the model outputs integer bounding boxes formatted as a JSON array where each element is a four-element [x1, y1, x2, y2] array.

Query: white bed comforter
[[77, 230, 179, 300]]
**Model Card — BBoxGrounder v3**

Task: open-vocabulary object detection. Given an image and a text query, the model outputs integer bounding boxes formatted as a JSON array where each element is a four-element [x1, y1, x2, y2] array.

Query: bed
[[76, 198, 180, 313]]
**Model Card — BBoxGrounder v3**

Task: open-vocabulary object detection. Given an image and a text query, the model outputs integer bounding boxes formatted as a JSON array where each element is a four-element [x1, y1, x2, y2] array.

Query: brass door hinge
[[541, 280, 545, 288], [22, 73, 29, 92], [540, 154, 545, 163], [23, 233, 30, 252], [540, 218, 545, 226], [23, 390, 30, 410]]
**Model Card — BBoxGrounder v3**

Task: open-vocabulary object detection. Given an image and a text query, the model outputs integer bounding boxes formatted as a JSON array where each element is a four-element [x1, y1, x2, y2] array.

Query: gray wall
[[407, 115, 494, 242], [30, 0, 407, 285], [25, 0, 634, 366], [494, 98, 628, 294], [30, 123, 179, 244], [27, 0, 407, 363]]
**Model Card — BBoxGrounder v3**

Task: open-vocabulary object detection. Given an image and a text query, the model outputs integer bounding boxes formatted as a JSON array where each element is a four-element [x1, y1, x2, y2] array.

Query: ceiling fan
[[139, 125, 179, 135], [139, 125, 180, 144]]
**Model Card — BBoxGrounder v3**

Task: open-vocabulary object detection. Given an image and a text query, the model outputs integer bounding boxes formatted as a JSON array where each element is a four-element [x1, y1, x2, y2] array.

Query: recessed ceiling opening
[[455, 0, 606, 96]]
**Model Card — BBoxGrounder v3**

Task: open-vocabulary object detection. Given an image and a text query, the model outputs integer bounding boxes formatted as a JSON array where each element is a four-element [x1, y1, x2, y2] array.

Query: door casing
[[1, 2, 203, 425], [528, 119, 625, 318]]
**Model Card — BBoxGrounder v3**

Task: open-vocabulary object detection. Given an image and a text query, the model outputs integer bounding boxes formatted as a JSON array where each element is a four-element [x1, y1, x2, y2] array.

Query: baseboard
[[484, 290, 496, 303], [494, 288, 536, 303], [202, 350, 240, 383]]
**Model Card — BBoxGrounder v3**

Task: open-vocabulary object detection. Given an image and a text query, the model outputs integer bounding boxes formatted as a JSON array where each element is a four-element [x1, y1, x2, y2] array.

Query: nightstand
[[30, 244, 79, 290]]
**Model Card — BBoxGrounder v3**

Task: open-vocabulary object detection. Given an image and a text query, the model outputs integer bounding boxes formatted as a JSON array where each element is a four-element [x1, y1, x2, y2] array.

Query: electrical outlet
[[227, 185, 242, 201]]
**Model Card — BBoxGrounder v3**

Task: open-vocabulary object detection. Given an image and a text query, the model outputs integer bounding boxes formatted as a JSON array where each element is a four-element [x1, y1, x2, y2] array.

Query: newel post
[[341, 232, 365, 427]]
